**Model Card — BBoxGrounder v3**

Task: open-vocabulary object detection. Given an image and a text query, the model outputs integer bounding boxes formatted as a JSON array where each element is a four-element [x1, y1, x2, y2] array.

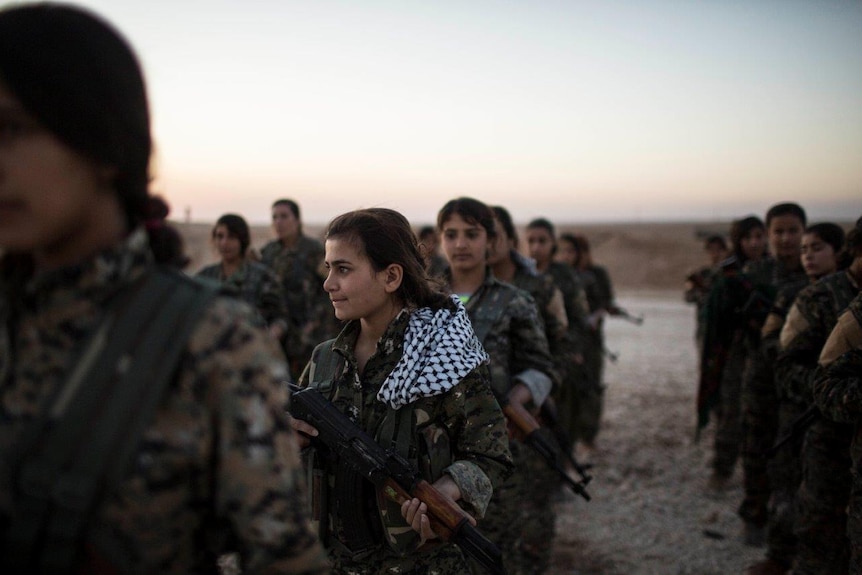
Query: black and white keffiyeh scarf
[[377, 295, 488, 410]]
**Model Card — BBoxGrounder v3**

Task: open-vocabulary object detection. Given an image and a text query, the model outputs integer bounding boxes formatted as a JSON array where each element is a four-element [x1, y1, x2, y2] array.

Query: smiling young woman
[[436, 197, 558, 573], [292, 207, 512, 574]]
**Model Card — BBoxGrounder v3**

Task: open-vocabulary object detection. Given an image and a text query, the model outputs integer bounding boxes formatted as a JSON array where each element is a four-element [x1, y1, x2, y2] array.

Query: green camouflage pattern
[[261, 235, 341, 378], [575, 264, 615, 444], [733, 257, 805, 532], [459, 272, 557, 401], [777, 270, 859, 405], [814, 294, 862, 424], [813, 296, 862, 574], [508, 258, 574, 379], [750, 276, 808, 566], [543, 262, 591, 444], [454, 272, 557, 574], [298, 308, 513, 574], [197, 258, 289, 334], [510, 260, 585, 573], [775, 270, 859, 574], [0, 229, 329, 574], [545, 261, 589, 355]]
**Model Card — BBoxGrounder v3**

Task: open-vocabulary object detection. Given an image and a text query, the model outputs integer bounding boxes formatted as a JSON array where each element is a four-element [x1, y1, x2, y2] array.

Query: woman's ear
[[382, 264, 403, 294]]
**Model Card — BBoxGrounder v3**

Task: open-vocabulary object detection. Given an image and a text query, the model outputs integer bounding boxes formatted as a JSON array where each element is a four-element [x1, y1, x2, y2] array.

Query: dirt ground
[[548, 291, 763, 575]]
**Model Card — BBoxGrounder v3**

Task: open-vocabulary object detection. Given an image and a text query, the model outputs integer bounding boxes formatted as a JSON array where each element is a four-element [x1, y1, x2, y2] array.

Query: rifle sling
[[7, 268, 219, 571]]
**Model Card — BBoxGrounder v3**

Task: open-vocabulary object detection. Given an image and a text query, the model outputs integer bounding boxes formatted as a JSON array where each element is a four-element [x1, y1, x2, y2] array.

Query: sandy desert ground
[[549, 292, 762, 574]]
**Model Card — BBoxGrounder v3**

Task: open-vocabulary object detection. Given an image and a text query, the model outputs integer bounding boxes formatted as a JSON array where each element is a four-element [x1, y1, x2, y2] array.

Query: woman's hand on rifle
[[400, 474, 475, 547], [288, 416, 318, 449]]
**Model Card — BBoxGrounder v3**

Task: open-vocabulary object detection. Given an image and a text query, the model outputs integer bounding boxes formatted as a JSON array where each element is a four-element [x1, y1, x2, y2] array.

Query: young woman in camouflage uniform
[[744, 222, 845, 574], [484, 207, 574, 574], [291, 208, 512, 574], [261, 198, 340, 379], [698, 216, 768, 491], [814, 292, 862, 575], [197, 213, 289, 342], [773, 218, 862, 575], [438, 197, 557, 574], [525, 218, 592, 440], [0, 5, 328, 572], [567, 233, 618, 458]]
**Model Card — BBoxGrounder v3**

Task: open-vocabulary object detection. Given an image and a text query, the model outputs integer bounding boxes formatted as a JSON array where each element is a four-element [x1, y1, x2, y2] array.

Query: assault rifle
[[501, 398, 591, 501], [609, 306, 644, 326], [539, 398, 594, 486], [766, 405, 819, 459], [287, 385, 506, 575]]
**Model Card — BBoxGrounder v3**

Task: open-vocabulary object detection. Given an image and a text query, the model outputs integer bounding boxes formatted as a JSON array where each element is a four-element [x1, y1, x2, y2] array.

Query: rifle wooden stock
[[288, 385, 506, 574], [501, 400, 591, 501], [381, 478, 468, 541]]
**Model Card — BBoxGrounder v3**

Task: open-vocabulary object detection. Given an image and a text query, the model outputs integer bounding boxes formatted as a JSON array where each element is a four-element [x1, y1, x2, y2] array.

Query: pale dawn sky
[[71, 0, 861, 225]]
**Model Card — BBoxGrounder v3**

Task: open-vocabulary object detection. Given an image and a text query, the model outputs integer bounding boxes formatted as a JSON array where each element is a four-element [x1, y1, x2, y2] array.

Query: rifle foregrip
[[502, 403, 540, 436], [381, 479, 506, 574]]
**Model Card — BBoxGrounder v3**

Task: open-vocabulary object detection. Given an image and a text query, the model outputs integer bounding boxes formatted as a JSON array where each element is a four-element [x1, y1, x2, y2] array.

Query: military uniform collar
[[330, 309, 411, 365], [2, 228, 153, 308]]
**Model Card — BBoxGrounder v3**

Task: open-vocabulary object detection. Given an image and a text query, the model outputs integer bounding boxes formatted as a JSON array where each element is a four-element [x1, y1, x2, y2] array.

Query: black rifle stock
[[501, 399, 591, 501], [610, 306, 644, 326], [766, 405, 820, 459], [539, 399, 594, 485], [287, 385, 506, 575]]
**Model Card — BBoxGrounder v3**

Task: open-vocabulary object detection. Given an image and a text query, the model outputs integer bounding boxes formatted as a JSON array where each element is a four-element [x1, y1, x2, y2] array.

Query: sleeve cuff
[[515, 368, 553, 406], [444, 461, 492, 519]]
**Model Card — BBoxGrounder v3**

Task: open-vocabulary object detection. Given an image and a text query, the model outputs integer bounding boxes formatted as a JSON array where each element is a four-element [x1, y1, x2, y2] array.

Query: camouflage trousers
[[739, 350, 778, 528], [470, 441, 557, 575], [517, 434, 560, 575], [554, 362, 589, 443], [573, 338, 605, 445], [713, 333, 746, 478], [329, 541, 470, 574], [765, 400, 806, 566], [849, 454, 862, 575], [793, 417, 852, 575]]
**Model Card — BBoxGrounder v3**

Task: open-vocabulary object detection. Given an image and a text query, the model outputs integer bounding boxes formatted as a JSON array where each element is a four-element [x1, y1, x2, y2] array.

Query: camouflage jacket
[[196, 259, 288, 332], [545, 261, 590, 354], [0, 230, 328, 574], [507, 252, 571, 358], [452, 270, 558, 406], [298, 309, 512, 558], [684, 265, 717, 307], [813, 294, 862, 424], [260, 235, 339, 358], [777, 270, 860, 406], [745, 257, 807, 336], [587, 264, 614, 313], [759, 276, 811, 365]]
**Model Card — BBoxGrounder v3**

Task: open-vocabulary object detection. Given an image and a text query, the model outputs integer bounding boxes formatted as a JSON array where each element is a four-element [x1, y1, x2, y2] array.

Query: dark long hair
[[527, 217, 558, 256], [437, 197, 496, 239], [326, 208, 450, 310], [214, 214, 251, 255], [272, 198, 303, 235], [729, 216, 765, 263], [0, 3, 184, 265]]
